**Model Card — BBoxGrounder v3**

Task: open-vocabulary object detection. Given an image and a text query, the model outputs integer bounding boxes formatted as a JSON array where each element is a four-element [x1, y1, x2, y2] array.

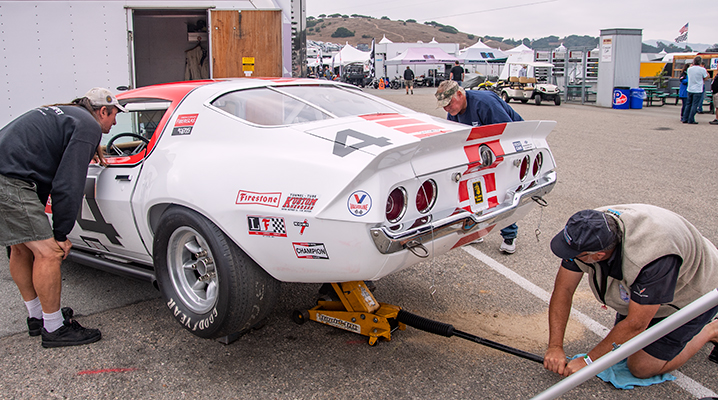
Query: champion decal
[[292, 242, 329, 259]]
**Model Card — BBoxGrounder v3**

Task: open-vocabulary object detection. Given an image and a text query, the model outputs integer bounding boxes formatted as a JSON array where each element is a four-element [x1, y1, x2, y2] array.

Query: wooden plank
[[211, 10, 282, 78]]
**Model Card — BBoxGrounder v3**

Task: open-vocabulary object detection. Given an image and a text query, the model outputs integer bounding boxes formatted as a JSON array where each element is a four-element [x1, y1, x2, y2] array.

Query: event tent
[[459, 41, 508, 63], [385, 47, 458, 65], [332, 43, 370, 66], [505, 43, 533, 54]]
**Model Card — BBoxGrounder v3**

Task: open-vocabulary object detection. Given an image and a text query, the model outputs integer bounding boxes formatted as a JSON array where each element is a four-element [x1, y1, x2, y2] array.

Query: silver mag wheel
[[154, 206, 280, 339], [167, 227, 217, 315]]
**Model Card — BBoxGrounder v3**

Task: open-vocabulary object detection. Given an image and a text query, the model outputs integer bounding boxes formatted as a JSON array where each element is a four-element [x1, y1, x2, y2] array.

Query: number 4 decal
[[333, 129, 392, 157], [76, 177, 123, 246]]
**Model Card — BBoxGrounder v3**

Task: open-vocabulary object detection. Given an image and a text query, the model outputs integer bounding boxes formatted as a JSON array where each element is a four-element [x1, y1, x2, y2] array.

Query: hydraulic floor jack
[[293, 281, 544, 363]]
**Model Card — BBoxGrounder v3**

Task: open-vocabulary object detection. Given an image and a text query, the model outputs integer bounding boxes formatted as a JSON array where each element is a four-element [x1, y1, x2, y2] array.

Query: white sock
[[24, 297, 43, 319], [43, 310, 64, 333]]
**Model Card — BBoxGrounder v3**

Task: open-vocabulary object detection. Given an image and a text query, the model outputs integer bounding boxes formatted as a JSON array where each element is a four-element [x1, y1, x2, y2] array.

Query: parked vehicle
[[497, 62, 561, 106], [59, 79, 557, 339], [341, 63, 370, 87]]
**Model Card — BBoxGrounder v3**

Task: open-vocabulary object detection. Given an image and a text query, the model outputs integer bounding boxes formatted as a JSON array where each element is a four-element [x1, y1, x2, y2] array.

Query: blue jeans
[[680, 97, 688, 119], [684, 92, 702, 123], [500, 223, 518, 240]]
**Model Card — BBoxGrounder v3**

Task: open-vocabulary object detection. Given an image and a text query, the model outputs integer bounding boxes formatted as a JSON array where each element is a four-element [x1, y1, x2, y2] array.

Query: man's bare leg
[[9, 239, 63, 313], [627, 319, 718, 379]]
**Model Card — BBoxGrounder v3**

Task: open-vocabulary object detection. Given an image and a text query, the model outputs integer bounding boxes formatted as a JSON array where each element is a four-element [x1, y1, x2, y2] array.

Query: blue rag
[[571, 354, 676, 389]]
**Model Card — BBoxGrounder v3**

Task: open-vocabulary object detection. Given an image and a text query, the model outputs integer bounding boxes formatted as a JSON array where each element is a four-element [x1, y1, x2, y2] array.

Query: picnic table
[[640, 85, 669, 106], [566, 85, 594, 102]]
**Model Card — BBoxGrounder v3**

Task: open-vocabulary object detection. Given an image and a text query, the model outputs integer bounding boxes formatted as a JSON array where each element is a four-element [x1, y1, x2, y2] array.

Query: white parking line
[[461, 246, 718, 398]]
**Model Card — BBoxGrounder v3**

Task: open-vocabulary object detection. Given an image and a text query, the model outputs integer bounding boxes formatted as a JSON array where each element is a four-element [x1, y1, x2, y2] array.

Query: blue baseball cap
[[550, 210, 616, 260]]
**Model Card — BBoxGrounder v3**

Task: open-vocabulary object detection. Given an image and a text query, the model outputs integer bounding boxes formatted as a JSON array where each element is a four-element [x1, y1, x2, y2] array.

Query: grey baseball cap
[[435, 80, 460, 108], [84, 87, 126, 112]]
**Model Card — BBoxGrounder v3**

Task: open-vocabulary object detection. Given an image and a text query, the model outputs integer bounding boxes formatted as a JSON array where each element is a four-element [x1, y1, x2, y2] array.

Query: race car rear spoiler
[[370, 171, 556, 254]]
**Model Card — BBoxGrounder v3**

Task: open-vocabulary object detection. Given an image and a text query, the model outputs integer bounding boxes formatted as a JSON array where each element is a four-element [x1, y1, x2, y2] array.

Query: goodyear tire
[[153, 207, 279, 339]]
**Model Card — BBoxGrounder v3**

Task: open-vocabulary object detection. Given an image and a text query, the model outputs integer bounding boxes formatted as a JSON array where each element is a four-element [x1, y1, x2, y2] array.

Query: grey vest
[[574, 204, 718, 318]]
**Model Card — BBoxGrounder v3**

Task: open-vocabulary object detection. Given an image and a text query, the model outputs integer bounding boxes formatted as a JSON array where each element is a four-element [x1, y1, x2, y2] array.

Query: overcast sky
[[306, 0, 715, 47]]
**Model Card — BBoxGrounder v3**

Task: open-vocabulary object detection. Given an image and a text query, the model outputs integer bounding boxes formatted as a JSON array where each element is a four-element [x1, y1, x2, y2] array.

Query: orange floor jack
[[293, 281, 544, 364]]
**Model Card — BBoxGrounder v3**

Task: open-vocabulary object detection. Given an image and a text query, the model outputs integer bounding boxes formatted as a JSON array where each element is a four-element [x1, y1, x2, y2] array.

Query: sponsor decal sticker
[[472, 181, 483, 204], [347, 190, 372, 217], [281, 193, 318, 212], [613, 90, 628, 106], [292, 242, 329, 259], [236, 190, 281, 207], [293, 219, 309, 235], [512, 141, 524, 152], [247, 215, 287, 237], [172, 114, 198, 136], [317, 313, 361, 333]]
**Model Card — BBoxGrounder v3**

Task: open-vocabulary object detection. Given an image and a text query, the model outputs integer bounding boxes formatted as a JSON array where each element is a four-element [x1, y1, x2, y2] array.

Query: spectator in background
[[682, 56, 708, 124], [711, 73, 718, 125], [404, 66, 415, 95], [449, 61, 464, 87], [678, 64, 690, 120]]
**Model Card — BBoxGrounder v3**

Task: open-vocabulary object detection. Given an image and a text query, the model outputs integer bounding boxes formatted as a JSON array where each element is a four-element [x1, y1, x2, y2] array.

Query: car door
[[68, 101, 171, 263]]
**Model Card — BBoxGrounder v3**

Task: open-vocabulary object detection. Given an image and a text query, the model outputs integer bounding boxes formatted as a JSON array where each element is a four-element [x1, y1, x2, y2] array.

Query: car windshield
[[210, 85, 398, 126]]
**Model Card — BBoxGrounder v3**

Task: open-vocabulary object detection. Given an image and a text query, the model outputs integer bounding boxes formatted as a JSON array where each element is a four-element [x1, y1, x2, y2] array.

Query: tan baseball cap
[[435, 80, 460, 108], [83, 87, 126, 112]]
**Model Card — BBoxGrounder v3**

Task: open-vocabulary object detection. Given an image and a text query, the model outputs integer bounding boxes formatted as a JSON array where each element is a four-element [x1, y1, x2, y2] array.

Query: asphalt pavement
[[1, 86, 717, 399]]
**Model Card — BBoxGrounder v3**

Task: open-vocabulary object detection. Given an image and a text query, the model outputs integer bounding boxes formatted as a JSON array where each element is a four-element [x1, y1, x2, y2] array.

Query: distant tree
[[381, 16, 390, 20], [318, 13, 326, 18], [522, 38, 531, 46], [439, 26, 458, 34], [467, 34, 475, 40], [406, 19, 416, 23], [307, 16, 315, 20], [331, 27, 355, 38], [362, 34, 371, 39], [328, 13, 341, 18], [342, 15, 349, 18], [483, 35, 503, 42], [307, 19, 319, 28]]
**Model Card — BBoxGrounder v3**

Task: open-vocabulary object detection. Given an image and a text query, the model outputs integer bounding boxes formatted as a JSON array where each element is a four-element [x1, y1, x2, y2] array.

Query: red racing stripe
[[467, 123, 507, 141]]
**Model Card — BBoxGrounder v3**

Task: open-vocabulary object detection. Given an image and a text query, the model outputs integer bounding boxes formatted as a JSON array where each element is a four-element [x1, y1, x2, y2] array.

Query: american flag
[[679, 23, 689, 34], [675, 23, 689, 43]]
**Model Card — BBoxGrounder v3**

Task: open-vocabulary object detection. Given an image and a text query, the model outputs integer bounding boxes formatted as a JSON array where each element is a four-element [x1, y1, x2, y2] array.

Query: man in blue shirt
[[435, 80, 522, 253]]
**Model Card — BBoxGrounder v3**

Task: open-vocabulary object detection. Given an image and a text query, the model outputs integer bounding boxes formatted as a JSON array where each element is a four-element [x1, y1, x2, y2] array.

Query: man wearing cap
[[0, 87, 125, 348], [435, 79, 523, 254], [544, 204, 718, 378]]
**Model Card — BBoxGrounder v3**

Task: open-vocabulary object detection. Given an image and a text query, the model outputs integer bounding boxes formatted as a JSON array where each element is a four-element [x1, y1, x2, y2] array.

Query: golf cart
[[497, 62, 560, 106]]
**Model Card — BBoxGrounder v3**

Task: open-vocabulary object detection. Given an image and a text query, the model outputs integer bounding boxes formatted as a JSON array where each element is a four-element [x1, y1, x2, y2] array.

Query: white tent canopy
[[378, 35, 393, 44], [332, 43, 370, 66], [385, 47, 458, 65], [459, 44, 508, 63], [506, 43, 533, 54]]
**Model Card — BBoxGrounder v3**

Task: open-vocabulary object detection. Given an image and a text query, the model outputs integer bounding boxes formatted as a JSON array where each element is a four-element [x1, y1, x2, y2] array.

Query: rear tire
[[153, 207, 280, 339], [502, 92, 510, 103], [535, 94, 542, 106]]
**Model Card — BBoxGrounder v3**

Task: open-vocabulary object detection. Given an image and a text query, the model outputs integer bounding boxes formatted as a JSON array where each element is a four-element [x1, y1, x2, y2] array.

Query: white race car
[[58, 79, 557, 339]]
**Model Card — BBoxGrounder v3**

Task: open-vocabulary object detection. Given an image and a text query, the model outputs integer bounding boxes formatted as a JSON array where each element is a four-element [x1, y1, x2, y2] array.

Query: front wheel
[[535, 94, 542, 106], [502, 92, 510, 103], [153, 207, 280, 339], [554, 95, 561, 106]]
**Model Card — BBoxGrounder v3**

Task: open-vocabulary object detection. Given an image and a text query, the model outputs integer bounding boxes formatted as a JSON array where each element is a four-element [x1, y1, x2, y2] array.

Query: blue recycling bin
[[612, 87, 630, 109], [630, 88, 645, 109]]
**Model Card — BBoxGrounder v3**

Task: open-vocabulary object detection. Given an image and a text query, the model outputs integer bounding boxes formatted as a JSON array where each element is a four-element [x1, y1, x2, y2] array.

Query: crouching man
[[544, 204, 718, 378]]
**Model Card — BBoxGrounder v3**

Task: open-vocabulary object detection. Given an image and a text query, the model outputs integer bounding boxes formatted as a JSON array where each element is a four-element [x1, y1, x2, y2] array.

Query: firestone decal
[[347, 190, 372, 217], [293, 242, 328, 259], [281, 193, 318, 212], [247, 215, 287, 237], [236, 190, 281, 207]]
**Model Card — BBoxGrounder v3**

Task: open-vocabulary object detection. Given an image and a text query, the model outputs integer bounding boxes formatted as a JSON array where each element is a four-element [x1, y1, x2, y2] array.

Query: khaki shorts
[[714, 93, 718, 105], [0, 173, 53, 246]]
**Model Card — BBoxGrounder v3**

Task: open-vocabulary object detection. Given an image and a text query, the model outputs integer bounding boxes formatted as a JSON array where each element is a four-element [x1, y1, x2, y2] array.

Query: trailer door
[[210, 10, 282, 78]]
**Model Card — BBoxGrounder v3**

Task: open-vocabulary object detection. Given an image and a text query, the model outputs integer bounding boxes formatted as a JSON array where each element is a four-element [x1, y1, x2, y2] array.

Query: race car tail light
[[519, 155, 530, 181], [386, 187, 407, 223], [532, 152, 543, 176], [416, 179, 437, 214]]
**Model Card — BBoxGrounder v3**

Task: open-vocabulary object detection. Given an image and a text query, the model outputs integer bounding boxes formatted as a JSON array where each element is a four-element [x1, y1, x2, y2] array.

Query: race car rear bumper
[[370, 171, 556, 254]]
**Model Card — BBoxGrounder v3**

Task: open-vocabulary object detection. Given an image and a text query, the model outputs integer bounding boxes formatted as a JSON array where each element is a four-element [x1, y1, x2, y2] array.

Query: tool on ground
[[293, 280, 543, 363]]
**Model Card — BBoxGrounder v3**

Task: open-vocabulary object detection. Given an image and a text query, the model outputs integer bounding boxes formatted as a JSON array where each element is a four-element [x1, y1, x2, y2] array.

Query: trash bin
[[630, 88, 645, 109], [612, 87, 630, 109]]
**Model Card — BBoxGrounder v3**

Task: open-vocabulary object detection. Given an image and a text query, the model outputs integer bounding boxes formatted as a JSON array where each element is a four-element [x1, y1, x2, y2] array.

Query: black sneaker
[[709, 342, 718, 364], [41, 308, 101, 348], [27, 317, 42, 337]]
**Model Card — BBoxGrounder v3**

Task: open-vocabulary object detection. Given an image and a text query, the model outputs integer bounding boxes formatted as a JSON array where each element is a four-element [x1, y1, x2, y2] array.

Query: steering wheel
[[106, 133, 150, 156]]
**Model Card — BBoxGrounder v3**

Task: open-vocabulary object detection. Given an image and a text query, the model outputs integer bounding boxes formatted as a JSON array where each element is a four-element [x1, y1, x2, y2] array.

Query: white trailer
[[0, 0, 305, 126]]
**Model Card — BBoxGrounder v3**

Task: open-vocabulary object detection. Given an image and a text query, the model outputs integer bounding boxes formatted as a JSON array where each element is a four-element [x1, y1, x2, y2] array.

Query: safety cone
[[379, 78, 385, 90]]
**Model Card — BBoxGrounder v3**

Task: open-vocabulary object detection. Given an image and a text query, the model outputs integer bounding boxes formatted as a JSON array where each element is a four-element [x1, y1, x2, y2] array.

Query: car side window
[[211, 88, 332, 126], [103, 102, 170, 159]]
